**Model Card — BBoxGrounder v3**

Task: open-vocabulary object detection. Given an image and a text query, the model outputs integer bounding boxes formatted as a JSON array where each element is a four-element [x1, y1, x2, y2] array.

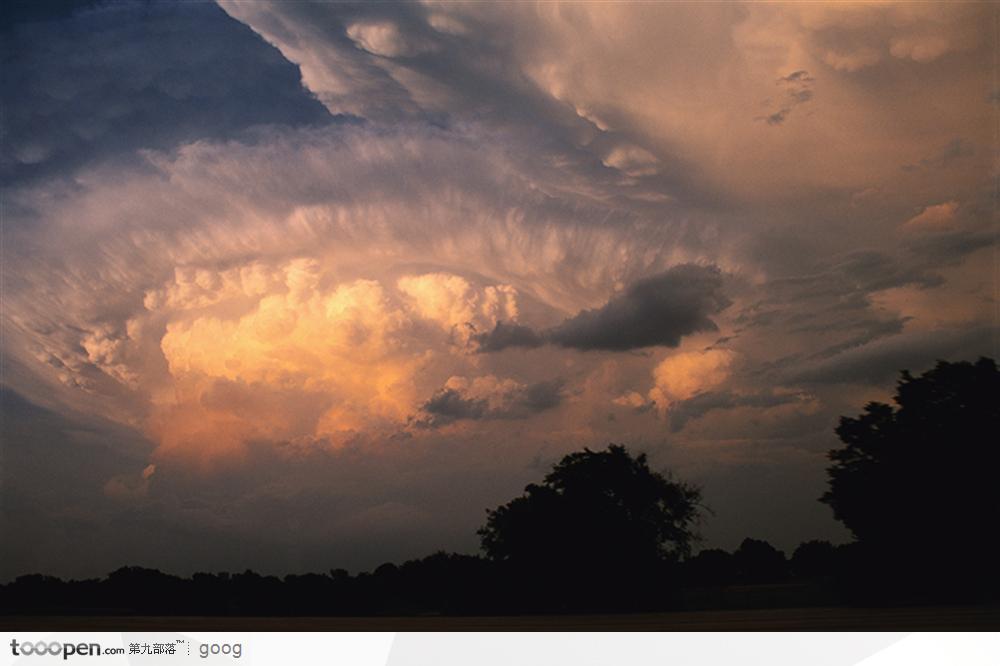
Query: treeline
[[0, 538, 855, 617], [3, 359, 997, 616]]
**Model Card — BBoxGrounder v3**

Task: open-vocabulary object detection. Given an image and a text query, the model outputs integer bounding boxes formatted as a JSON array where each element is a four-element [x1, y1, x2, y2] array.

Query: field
[[3, 605, 998, 631]]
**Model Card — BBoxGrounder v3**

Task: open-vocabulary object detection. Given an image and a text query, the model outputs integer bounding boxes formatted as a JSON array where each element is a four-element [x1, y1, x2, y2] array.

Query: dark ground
[[3, 605, 998, 631]]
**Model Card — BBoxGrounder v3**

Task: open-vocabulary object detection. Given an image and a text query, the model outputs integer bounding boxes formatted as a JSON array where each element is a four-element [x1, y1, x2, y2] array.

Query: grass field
[[3, 605, 998, 631]]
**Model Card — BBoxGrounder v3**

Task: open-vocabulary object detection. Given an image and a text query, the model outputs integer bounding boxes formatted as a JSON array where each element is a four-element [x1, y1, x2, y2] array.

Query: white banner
[[2, 632, 997, 666]]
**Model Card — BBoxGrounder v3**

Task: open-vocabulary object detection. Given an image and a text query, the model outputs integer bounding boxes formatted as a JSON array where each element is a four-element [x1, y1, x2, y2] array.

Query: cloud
[[2, 0, 994, 576], [4, 122, 728, 466], [1, 0, 331, 185], [903, 201, 959, 231], [759, 70, 816, 126], [397, 273, 519, 345], [475, 265, 729, 352], [473, 322, 546, 352], [413, 376, 564, 428], [902, 138, 974, 172], [602, 145, 660, 177], [787, 326, 997, 387], [103, 463, 156, 500], [667, 390, 809, 433], [418, 388, 489, 425], [648, 349, 735, 413], [346, 20, 434, 58], [819, 47, 881, 73], [779, 70, 814, 84]]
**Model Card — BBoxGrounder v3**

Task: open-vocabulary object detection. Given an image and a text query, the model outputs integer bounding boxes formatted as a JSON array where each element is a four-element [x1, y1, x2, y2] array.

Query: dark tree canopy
[[821, 358, 1000, 597], [790, 540, 838, 580], [733, 538, 788, 584], [479, 445, 701, 571], [684, 548, 736, 586]]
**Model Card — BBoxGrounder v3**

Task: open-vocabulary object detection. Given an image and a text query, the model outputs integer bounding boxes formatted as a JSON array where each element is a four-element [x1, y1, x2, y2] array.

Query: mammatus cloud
[[218, 1, 992, 202], [475, 265, 729, 352]]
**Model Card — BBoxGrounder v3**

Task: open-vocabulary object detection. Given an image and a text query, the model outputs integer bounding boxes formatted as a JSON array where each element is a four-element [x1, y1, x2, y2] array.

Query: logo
[[10, 639, 124, 660]]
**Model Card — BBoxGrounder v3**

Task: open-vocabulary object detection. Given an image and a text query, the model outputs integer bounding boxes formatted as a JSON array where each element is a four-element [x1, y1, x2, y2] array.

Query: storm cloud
[[476, 265, 729, 352], [1, 1, 994, 578]]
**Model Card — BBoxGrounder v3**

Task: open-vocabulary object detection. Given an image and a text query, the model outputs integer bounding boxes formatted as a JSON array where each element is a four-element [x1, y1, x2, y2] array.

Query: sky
[[1, 1, 996, 579]]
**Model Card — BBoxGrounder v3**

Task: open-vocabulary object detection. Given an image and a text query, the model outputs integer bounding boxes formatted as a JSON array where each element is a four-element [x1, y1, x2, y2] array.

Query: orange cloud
[[397, 273, 518, 344], [902, 201, 959, 230], [649, 349, 736, 414]]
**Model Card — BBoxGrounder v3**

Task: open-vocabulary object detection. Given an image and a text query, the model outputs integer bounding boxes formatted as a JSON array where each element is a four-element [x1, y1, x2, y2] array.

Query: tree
[[684, 548, 736, 586], [790, 540, 838, 580], [478, 444, 702, 609], [820, 358, 1000, 599], [733, 538, 787, 584]]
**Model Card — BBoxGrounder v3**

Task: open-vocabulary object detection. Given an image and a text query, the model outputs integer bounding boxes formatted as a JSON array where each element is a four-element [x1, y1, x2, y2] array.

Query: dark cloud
[[419, 389, 489, 426], [902, 137, 974, 171], [668, 390, 804, 433], [1, 0, 334, 186], [903, 229, 997, 263], [473, 322, 545, 352], [0, 0, 98, 29], [413, 379, 565, 428], [787, 326, 998, 387], [758, 70, 815, 125], [519, 379, 565, 412], [737, 247, 946, 352], [779, 70, 815, 84], [476, 264, 729, 352], [0, 387, 154, 579], [763, 109, 790, 126]]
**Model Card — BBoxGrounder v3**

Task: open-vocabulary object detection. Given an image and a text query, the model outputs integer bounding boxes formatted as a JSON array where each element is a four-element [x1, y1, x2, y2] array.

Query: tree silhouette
[[478, 444, 701, 610], [684, 548, 736, 586], [733, 538, 787, 584], [790, 540, 838, 580], [820, 357, 1000, 600]]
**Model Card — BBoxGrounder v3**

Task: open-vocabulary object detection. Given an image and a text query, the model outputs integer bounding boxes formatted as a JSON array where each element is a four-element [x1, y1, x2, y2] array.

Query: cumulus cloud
[[145, 262, 428, 463], [397, 273, 519, 345], [649, 349, 736, 413], [475, 265, 729, 352], [3, 121, 730, 467]]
